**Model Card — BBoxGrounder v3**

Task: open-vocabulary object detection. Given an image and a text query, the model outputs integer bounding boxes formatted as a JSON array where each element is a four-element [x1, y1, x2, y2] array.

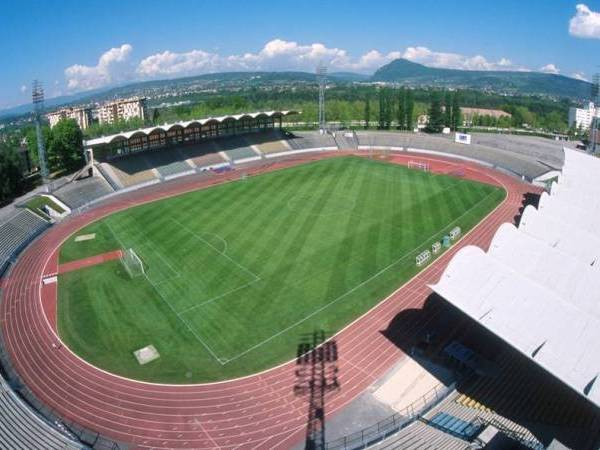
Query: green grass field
[[57, 156, 504, 383]]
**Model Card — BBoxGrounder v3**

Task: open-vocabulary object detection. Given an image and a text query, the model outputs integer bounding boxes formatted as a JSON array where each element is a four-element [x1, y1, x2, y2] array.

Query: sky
[[0, 0, 599, 110]]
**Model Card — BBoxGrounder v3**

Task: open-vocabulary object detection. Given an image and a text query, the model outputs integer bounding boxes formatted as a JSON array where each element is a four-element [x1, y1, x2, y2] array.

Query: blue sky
[[1, 0, 599, 109]]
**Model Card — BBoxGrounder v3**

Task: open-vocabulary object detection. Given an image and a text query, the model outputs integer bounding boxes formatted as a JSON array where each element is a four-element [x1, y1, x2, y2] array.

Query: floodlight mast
[[592, 74, 600, 154], [316, 63, 327, 131], [32, 80, 49, 182]]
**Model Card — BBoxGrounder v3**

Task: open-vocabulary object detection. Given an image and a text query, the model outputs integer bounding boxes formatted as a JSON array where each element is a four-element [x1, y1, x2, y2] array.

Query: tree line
[[0, 118, 84, 204]]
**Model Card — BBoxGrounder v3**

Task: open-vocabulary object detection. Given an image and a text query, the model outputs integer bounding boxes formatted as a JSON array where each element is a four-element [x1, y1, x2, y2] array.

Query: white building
[[47, 106, 93, 130], [97, 97, 147, 125], [568, 102, 600, 130]]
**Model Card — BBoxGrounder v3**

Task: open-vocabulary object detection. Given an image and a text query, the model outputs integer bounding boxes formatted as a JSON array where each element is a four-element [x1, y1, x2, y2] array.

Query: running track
[[0, 151, 537, 449]]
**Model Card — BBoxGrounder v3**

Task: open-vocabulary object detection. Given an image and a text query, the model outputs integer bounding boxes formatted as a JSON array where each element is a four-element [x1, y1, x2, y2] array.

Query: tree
[[378, 89, 385, 129], [405, 89, 414, 130], [152, 108, 161, 124], [384, 89, 394, 129], [396, 88, 406, 130], [425, 91, 444, 133], [444, 91, 452, 127], [451, 91, 462, 130], [0, 143, 24, 204], [49, 118, 84, 172], [364, 94, 371, 129]]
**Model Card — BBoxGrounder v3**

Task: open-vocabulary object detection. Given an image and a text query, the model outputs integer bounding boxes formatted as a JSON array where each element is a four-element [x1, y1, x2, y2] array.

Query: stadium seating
[[0, 210, 50, 275], [219, 136, 259, 161], [286, 131, 337, 150], [144, 149, 193, 178], [357, 131, 554, 180], [177, 140, 223, 167], [101, 156, 158, 188], [0, 378, 83, 449], [54, 176, 114, 209], [251, 130, 290, 154]]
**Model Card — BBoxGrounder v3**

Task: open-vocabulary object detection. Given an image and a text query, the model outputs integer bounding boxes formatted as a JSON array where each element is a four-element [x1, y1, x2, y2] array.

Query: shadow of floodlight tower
[[294, 330, 340, 450]]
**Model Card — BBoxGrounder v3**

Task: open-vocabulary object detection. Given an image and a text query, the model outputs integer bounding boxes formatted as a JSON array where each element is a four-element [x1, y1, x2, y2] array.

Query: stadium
[[0, 111, 599, 450]]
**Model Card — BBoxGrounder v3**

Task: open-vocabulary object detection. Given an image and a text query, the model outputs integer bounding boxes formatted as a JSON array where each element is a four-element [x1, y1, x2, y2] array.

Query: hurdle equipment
[[416, 250, 431, 267]]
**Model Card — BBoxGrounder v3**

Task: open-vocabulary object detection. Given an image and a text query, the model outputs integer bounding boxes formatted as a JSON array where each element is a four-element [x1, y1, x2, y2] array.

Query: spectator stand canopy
[[430, 148, 600, 409], [83, 110, 299, 160]]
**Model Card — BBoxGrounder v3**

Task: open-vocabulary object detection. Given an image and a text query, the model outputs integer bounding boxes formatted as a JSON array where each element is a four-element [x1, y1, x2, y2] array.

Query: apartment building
[[97, 97, 147, 124], [568, 102, 600, 130], [46, 106, 93, 130]]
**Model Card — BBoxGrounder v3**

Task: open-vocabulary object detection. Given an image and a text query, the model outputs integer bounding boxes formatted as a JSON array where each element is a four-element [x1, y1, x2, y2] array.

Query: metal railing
[[325, 383, 456, 450]]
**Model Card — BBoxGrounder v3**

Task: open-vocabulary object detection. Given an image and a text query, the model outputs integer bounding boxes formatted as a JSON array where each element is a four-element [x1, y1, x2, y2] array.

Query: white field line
[[178, 278, 261, 314], [137, 243, 182, 285], [222, 189, 498, 364], [170, 218, 260, 281], [103, 220, 225, 364]]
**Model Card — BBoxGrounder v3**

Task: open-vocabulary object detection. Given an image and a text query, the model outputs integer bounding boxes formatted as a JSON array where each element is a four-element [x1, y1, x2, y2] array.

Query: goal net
[[121, 248, 145, 278], [408, 161, 430, 172]]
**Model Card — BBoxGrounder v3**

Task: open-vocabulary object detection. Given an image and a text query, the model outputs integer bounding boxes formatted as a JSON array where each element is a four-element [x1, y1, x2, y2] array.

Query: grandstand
[[0, 210, 50, 275], [0, 377, 83, 449], [53, 175, 114, 209], [356, 131, 561, 180], [431, 149, 600, 414]]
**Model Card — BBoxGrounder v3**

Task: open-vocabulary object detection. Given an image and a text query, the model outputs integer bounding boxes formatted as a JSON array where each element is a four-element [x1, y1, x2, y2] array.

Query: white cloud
[[64, 39, 571, 92], [135, 39, 401, 78], [401, 46, 526, 71], [65, 44, 134, 91], [540, 63, 560, 74], [571, 72, 588, 81], [569, 4, 600, 39], [20, 85, 27, 94]]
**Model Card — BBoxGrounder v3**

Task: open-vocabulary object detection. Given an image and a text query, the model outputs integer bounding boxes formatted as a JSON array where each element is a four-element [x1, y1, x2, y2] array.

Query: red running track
[[0, 152, 537, 449]]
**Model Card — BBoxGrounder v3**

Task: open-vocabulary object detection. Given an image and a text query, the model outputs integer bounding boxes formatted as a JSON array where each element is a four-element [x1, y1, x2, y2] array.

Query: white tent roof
[[519, 204, 600, 267], [430, 147, 600, 408], [431, 246, 600, 407]]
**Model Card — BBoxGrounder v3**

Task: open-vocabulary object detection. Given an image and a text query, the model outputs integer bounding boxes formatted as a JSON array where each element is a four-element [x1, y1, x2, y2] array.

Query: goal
[[121, 248, 145, 278], [408, 160, 430, 172]]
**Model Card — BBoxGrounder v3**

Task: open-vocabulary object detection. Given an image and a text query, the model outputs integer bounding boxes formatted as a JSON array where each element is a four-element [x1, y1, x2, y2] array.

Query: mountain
[[0, 71, 363, 119], [371, 59, 591, 99]]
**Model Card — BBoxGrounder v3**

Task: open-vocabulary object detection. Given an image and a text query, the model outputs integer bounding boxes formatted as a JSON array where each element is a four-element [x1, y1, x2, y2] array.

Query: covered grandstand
[[84, 110, 298, 160], [431, 148, 600, 411]]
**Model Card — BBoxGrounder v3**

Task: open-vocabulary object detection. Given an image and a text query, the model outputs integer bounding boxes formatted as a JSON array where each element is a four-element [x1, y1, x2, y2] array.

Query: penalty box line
[[104, 220, 227, 365], [220, 190, 498, 365]]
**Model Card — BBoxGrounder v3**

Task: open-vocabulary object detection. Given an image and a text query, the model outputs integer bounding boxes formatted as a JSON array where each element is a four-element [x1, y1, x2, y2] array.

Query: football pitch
[[57, 156, 504, 383]]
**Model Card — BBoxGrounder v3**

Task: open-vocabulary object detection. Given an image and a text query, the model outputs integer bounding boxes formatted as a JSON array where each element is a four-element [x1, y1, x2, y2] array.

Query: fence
[[324, 383, 456, 450]]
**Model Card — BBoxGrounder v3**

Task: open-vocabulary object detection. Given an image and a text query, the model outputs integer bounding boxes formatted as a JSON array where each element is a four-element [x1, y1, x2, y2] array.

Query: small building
[[460, 107, 511, 127]]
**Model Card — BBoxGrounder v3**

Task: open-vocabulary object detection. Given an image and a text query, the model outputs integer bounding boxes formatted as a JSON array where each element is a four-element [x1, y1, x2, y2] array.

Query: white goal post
[[408, 160, 430, 172], [121, 248, 145, 278]]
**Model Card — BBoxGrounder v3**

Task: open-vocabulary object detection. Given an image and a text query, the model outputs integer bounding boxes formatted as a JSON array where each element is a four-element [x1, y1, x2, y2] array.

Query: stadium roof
[[84, 110, 299, 147], [430, 148, 600, 408]]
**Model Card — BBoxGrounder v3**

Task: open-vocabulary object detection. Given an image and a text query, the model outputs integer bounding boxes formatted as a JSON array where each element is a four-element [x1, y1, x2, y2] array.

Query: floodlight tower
[[32, 80, 49, 182], [316, 63, 327, 131], [591, 73, 600, 153]]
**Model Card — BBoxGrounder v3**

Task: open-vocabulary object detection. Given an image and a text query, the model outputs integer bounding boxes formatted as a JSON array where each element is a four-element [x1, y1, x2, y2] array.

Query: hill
[[372, 59, 591, 99]]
